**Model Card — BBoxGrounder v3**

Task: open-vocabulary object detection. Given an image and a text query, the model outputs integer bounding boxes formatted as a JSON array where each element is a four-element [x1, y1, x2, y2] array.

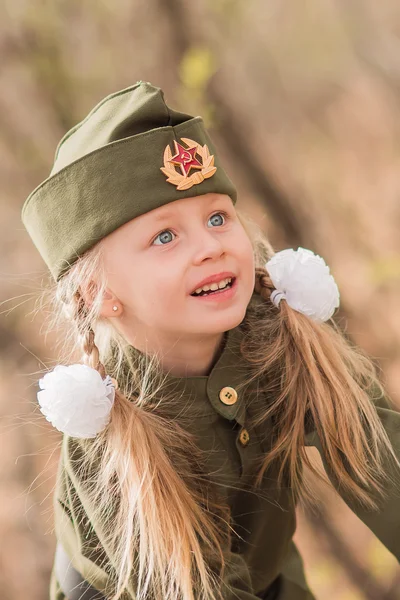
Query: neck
[[128, 330, 228, 377]]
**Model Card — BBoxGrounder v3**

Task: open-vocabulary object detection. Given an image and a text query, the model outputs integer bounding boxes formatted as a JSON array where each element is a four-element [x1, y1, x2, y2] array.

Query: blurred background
[[1, 0, 400, 598]]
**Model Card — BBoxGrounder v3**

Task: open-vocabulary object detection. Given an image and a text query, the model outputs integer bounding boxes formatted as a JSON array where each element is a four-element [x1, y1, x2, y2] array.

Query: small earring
[[112, 305, 119, 312]]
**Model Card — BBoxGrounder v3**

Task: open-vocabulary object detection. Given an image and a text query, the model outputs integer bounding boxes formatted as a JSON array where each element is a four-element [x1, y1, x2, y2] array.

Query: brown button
[[219, 386, 238, 405], [239, 428, 250, 447]]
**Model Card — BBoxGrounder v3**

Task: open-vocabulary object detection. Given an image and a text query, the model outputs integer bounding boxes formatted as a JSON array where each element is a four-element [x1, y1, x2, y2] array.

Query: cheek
[[139, 269, 181, 305], [234, 232, 255, 287], [234, 230, 254, 265]]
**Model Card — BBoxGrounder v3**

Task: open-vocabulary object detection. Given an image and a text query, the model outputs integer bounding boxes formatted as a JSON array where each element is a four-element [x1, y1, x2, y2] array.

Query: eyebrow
[[151, 196, 224, 222], [152, 210, 177, 222]]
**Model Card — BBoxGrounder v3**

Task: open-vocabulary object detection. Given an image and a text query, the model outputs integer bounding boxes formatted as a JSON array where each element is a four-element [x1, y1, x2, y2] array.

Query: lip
[[190, 271, 236, 295], [191, 276, 238, 302]]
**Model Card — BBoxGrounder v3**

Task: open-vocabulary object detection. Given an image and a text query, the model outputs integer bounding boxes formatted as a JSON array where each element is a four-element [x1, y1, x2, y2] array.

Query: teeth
[[194, 277, 232, 295]]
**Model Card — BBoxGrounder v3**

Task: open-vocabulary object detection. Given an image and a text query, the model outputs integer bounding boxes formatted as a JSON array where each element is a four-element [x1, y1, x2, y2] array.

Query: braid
[[72, 290, 107, 380], [254, 266, 277, 303]]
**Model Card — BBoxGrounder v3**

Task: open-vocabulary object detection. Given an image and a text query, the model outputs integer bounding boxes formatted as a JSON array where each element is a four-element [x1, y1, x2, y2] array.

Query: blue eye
[[152, 211, 228, 246], [153, 229, 172, 246], [208, 212, 226, 227]]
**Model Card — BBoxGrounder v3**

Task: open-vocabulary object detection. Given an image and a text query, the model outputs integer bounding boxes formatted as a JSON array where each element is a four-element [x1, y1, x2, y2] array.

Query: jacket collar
[[155, 322, 248, 425], [121, 317, 251, 426]]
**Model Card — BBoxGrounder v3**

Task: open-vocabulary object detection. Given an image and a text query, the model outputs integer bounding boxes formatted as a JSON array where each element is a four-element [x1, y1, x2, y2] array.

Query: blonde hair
[[39, 209, 400, 600]]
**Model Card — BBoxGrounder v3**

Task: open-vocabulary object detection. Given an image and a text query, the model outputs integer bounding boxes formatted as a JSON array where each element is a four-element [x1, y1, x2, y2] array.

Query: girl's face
[[97, 193, 255, 350]]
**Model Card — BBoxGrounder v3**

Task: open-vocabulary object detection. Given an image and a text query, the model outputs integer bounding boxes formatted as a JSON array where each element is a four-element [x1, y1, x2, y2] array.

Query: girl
[[21, 81, 400, 600]]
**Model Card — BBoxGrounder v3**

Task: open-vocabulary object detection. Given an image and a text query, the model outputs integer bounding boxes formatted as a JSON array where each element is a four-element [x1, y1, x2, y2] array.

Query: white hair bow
[[265, 247, 340, 323], [37, 364, 116, 438]]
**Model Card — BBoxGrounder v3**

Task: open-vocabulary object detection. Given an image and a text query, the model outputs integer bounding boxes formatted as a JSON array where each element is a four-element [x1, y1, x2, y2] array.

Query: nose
[[191, 227, 225, 264]]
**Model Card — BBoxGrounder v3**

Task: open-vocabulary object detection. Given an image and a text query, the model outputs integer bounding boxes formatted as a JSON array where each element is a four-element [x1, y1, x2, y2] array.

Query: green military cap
[[21, 81, 238, 281]]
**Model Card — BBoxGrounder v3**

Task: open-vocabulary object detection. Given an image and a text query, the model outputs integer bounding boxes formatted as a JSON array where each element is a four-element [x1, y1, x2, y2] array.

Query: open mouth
[[190, 277, 236, 297]]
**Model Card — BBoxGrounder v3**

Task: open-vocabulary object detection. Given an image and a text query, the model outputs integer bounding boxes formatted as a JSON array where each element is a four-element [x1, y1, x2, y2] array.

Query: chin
[[208, 306, 248, 333]]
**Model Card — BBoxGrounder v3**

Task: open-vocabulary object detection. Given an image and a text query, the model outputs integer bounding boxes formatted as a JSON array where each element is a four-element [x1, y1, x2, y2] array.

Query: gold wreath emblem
[[160, 137, 217, 190]]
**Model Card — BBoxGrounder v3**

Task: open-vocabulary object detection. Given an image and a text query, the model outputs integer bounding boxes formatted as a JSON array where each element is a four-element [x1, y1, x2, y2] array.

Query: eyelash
[[151, 211, 230, 246]]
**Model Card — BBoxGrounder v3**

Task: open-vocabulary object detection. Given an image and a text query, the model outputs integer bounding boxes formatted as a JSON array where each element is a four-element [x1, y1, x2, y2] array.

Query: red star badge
[[170, 140, 203, 177]]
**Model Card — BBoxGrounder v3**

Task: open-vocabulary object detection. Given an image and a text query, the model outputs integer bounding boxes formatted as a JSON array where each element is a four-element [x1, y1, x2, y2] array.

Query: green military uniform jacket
[[49, 293, 400, 599]]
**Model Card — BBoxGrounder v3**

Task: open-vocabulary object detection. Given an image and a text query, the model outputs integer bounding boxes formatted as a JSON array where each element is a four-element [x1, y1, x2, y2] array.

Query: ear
[[79, 282, 120, 318]]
